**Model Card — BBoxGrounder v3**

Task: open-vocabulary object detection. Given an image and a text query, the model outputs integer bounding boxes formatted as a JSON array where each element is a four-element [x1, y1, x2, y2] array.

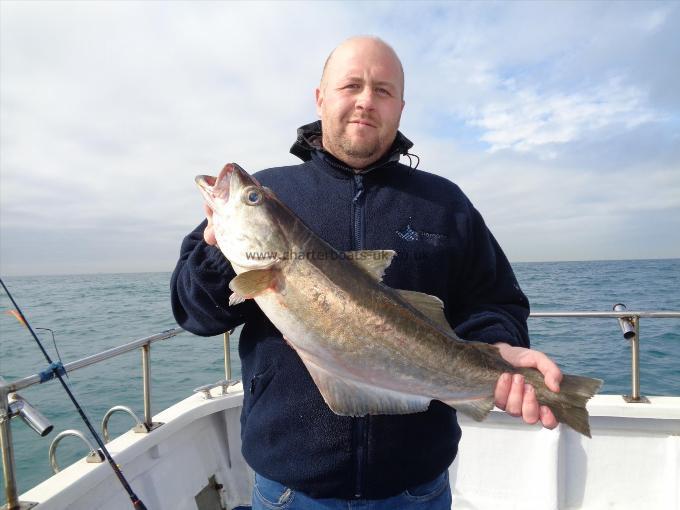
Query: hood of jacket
[[289, 120, 414, 170]]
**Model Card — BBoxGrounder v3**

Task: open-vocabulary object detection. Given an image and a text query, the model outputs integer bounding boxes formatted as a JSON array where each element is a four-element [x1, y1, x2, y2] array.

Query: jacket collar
[[289, 120, 414, 173]]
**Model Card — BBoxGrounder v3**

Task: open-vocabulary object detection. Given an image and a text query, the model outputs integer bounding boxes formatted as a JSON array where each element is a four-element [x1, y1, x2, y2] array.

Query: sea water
[[1, 259, 679, 502]]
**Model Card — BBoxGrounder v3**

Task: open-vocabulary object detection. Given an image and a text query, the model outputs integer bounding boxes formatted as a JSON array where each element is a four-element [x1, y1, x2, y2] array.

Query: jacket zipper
[[351, 173, 368, 498], [352, 174, 365, 249]]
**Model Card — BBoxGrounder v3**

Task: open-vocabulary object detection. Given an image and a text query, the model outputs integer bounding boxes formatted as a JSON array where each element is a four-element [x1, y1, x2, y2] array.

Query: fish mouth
[[195, 163, 263, 209], [195, 164, 232, 211], [195, 174, 218, 193]]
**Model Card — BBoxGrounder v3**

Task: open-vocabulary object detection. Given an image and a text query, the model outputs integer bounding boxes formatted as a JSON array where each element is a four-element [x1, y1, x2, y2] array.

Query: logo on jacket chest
[[396, 218, 448, 246]]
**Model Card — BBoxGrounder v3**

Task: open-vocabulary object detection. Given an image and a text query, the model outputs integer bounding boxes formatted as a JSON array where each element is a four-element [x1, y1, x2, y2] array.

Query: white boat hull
[[452, 395, 680, 510], [20, 389, 680, 510], [21, 384, 253, 510]]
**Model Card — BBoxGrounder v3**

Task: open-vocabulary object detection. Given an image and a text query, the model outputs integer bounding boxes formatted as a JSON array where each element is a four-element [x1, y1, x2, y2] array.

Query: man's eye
[[376, 87, 391, 96]]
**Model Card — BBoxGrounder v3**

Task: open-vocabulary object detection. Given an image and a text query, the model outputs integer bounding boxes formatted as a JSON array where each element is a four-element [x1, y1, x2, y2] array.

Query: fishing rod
[[0, 277, 148, 510]]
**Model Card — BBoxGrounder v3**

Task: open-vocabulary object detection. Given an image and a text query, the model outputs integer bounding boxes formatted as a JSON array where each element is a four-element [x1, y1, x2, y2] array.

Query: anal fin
[[443, 396, 495, 421], [299, 354, 430, 416]]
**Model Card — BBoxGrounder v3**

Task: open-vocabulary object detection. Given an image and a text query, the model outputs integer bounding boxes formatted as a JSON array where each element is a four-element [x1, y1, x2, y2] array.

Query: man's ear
[[315, 88, 323, 117]]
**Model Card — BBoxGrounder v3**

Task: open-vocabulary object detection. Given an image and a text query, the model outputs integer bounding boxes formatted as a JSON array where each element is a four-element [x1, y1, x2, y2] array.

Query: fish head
[[195, 163, 292, 268]]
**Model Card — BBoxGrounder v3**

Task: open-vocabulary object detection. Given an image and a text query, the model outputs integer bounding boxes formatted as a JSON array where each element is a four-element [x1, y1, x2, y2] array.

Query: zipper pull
[[353, 174, 364, 202]]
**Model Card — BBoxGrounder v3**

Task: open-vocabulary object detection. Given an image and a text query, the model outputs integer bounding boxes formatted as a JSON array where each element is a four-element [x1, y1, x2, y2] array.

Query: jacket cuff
[[196, 243, 234, 278], [454, 312, 528, 347]]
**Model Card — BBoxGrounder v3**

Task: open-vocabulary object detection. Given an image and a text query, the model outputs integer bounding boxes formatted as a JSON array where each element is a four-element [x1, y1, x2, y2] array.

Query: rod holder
[[8, 394, 53, 438], [613, 303, 636, 339]]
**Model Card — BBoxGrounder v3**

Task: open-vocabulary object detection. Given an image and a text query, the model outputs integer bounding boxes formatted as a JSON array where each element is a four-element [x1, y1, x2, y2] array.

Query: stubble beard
[[339, 133, 382, 159], [324, 124, 383, 165]]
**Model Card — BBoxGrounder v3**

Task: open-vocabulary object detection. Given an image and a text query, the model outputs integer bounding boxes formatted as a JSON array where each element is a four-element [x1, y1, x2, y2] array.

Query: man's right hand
[[203, 204, 218, 246]]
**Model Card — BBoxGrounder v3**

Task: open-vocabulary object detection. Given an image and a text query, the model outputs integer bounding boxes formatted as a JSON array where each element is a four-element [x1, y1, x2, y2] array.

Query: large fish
[[196, 163, 602, 437]]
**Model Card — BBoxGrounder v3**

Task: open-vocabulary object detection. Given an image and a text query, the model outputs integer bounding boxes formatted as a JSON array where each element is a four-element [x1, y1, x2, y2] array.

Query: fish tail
[[526, 371, 603, 438]]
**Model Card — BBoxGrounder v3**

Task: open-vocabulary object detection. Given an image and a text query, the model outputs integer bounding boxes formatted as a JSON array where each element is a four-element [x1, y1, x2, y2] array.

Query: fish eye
[[242, 187, 263, 206]]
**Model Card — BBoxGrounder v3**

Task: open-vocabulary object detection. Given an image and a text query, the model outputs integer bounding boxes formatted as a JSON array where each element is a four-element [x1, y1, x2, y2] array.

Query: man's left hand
[[493, 342, 563, 429]]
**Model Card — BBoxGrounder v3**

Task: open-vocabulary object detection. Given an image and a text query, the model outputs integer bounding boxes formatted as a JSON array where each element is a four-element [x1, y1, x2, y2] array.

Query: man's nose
[[355, 87, 376, 110]]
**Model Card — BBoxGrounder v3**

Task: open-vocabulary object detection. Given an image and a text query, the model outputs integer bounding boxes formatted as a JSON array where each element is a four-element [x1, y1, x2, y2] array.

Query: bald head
[[315, 36, 406, 169], [320, 36, 405, 99]]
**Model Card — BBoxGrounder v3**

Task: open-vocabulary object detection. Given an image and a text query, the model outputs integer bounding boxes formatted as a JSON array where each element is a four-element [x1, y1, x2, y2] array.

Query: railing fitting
[[48, 430, 104, 474], [101, 406, 144, 443]]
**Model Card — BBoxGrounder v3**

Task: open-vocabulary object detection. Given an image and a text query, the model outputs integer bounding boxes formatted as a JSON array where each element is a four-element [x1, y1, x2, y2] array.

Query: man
[[171, 36, 562, 509]]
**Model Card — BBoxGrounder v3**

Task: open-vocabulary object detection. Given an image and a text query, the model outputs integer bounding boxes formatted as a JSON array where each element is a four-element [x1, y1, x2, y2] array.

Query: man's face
[[316, 39, 405, 169]]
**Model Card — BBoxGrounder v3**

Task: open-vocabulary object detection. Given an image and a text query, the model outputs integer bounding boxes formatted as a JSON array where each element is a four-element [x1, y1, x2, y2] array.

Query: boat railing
[[2, 309, 680, 510], [1, 327, 186, 510], [530, 309, 680, 403]]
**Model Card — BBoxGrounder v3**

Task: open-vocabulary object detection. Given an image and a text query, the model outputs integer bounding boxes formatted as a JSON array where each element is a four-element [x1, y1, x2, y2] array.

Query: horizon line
[[1, 256, 678, 279]]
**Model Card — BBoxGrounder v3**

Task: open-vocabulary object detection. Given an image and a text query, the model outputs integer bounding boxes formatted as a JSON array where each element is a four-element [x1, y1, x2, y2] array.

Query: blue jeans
[[251, 471, 452, 509]]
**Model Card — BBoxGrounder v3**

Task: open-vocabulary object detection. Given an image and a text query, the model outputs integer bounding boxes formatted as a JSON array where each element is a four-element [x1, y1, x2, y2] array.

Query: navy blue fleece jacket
[[170, 121, 530, 499]]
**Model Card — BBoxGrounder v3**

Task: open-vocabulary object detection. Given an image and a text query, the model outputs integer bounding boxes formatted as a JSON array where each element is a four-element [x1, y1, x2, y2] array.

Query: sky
[[1, 1, 679, 276]]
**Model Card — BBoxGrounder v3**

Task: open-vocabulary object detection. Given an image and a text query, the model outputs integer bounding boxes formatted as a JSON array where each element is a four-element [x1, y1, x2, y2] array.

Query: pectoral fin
[[228, 292, 246, 306], [229, 269, 277, 299], [396, 289, 455, 335], [299, 353, 430, 416], [345, 250, 396, 281]]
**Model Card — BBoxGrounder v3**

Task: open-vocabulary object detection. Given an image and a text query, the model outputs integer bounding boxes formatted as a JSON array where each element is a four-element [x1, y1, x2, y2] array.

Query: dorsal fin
[[396, 289, 455, 335], [345, 250, 396, 281]]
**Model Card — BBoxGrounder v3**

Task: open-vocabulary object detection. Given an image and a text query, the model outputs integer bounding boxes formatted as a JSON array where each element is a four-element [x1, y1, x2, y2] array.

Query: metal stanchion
[[614, 304, 648, 403]]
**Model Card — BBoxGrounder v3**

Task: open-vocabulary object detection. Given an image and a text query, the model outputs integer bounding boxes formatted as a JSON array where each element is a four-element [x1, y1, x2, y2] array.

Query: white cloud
[[469, 79, 659, 154], [0, 2, 338, 229], [641, 6, 673, 33], [1, 1, 678, 275]]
